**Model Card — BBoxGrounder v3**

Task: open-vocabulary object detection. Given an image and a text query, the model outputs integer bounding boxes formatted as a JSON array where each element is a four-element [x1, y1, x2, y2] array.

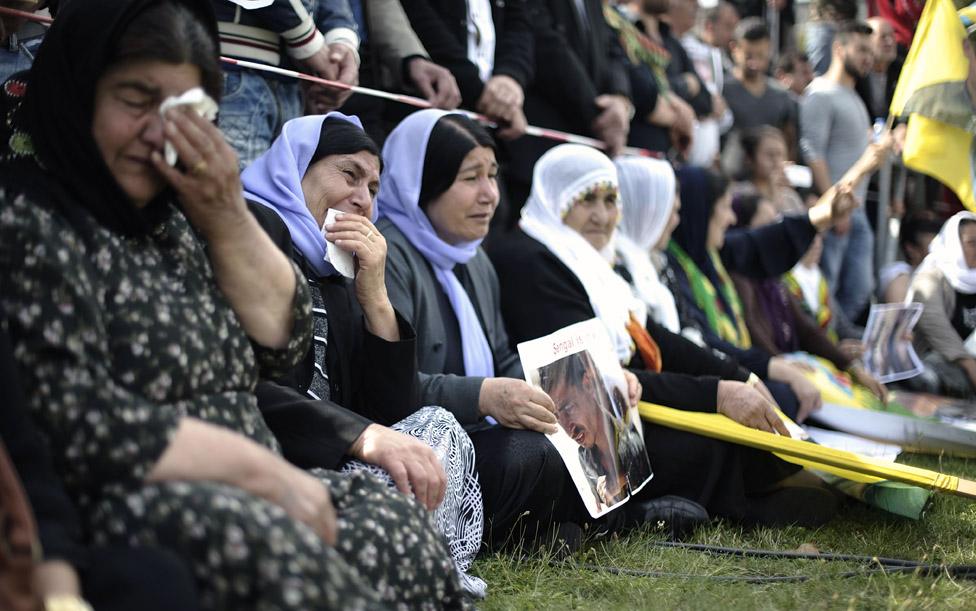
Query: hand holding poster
[[517, 319, 653, 518], [862, 303, 924, 383]]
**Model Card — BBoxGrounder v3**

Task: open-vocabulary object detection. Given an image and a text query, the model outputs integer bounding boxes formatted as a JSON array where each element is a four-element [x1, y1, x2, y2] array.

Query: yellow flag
[[889, 0, 976, 210]]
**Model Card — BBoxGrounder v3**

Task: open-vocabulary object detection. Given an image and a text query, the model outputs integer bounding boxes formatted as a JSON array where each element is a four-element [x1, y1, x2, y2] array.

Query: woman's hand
[[838, 339, 865, 361], [323, 212, 399, 341], [716, 380, 790, 435], [348, 424, 447, 511], [478, 378, 558, 434], [808, 183, 858, 232], [768, 357, 823, 423], [850, 363, 888, 403], [268, 462, 338, 546], [623, 370, 642, 408], [151, 107, 249, 242]]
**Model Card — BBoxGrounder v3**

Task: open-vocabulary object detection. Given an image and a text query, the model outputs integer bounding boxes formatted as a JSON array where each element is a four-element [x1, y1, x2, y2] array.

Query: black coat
[[486, 230, 750, 413], [249, 203, 421, 470], [525, 0, 632, 131], [399, 0, 535, 108]]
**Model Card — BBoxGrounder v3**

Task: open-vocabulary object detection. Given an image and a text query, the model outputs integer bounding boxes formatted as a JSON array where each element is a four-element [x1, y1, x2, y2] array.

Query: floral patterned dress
[[0, 187, 469, 610]]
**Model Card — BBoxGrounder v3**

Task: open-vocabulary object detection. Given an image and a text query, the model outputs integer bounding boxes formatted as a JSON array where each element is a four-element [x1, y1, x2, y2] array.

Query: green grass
[[471, 454, 976, 610]]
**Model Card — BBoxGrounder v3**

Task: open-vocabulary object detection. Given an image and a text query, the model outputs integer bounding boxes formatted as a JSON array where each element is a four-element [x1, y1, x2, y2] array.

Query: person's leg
[[217, 70, 279, 170], [83, 547, 200, 611], [818, 224, 850, 289], [314, 469, 470, 608], [90, 481, 378, 610], [834, 210, 875, 323], [470, 427, 590, 550]]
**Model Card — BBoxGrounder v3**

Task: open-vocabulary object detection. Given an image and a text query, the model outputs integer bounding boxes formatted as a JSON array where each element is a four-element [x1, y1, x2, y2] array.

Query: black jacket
[[486, 230, 750, 413], [525, 0, 632, 130], [250, 203, 421, 470], [399, 0, 535, 108]]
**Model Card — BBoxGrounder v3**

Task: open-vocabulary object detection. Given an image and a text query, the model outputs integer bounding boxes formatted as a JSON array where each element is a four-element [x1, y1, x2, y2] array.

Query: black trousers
[[83, 546, 199, 611], [470, 427, 589, 550]]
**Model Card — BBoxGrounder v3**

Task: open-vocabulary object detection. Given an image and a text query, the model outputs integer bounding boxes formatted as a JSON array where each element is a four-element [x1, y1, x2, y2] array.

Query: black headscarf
[[4, 0, 218, 237], [671, 166, 740, 321]]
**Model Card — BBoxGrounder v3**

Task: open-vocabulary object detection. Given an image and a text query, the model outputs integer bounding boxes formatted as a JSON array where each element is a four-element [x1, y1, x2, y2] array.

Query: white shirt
[[467, 0, 496, 83]]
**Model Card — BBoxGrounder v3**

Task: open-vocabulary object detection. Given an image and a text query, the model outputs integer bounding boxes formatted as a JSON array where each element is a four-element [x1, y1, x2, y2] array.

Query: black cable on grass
[[651, 541, 927, 567], [571, 563, 951, 584], [554, 541, 976, 584]]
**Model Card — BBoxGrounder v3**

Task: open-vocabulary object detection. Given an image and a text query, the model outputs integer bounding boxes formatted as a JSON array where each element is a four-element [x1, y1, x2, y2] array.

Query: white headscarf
[[614, 158, 681, 332], [919, 211, 976, 294], [520, 144, 647, 363]]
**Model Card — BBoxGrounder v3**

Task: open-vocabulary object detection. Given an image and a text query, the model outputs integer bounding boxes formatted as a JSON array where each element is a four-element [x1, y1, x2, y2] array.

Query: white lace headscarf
[[520, 144, 647, 363], [614, 157, 681, 333], [919, 211, 976, 294]]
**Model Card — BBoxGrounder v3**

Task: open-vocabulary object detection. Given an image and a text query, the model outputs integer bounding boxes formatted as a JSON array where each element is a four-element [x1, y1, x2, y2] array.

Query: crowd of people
[[1, 0, 974, 609]]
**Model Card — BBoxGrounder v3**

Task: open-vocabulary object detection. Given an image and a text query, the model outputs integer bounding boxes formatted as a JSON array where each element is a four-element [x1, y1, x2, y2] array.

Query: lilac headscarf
[[376, 109, 495, 378], [241, 112, 374, 278]]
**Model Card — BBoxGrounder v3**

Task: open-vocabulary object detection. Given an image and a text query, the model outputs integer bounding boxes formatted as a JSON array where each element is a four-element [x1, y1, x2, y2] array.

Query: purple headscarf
[[241, 112, 374, 278], [376, 109, 495, 378]]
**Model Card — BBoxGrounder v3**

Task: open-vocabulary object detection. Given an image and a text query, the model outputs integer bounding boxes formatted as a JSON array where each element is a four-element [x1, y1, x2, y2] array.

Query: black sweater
[[250, 203, 421, 470]]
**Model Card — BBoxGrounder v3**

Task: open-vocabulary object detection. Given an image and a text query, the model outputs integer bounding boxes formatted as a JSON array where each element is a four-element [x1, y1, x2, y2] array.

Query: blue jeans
[[0, 35, 43, 84], [820, 208, 874, 323], [218, 70, 302, 169]]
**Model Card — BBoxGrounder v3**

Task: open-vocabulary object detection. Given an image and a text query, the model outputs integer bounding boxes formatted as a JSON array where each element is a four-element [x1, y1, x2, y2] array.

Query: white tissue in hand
[[159, 87, 219, 167], [323, 208, 356, 279]]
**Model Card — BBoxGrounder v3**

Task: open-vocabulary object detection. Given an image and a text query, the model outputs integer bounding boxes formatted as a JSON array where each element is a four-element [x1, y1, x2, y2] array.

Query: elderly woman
[[909, 212, 976, 399], [376, 109, 608, 548], [488, 144, 839, 529], [0, 1, 466, 608], [240, 111, 485, 596], [613, 157, 684, 336]]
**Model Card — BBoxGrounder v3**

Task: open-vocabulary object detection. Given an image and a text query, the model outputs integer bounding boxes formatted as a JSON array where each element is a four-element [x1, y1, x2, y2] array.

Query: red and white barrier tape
[[0, 6, 655, 157]]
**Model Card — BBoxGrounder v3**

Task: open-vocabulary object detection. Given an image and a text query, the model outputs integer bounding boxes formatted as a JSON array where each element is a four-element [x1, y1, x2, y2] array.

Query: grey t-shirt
[[724, 77, 797, 132], [799, 77, 871, 201]]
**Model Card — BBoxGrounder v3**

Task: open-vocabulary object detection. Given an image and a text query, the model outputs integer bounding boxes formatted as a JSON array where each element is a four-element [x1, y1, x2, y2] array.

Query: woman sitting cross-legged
[[0, 1, 467, 608], [241, 111, 485, 596], [376, 109, 622, 548], [665, 167, 883, 422], [729, 194, 887, 401], [909, 212, 976, 400], [486, 144, 840, 529]]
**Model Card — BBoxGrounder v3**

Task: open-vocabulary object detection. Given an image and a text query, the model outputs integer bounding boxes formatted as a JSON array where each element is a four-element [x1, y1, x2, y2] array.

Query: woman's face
[[751, 135, 787, 182], [654, 187, 682, 251], [706, 191, 736, 250], [563, 184, 620, 251], [748, 199, 779, 229], [91, 60, 202, 208], [425, 146, 499, 244], [301, 151, 381, 226], [960, 222, 976, 269]]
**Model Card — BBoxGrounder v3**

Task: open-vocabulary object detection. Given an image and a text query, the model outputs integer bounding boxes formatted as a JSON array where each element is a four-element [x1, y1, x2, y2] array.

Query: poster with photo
[[862, 303, 924, 384], [517, 319, 653, 518]]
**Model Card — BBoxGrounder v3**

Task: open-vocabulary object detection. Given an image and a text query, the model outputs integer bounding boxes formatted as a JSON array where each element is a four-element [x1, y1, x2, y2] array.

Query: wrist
[[348, 423, 377, 460], [44, 597, 92, 611], [477, 379, 494, 417]]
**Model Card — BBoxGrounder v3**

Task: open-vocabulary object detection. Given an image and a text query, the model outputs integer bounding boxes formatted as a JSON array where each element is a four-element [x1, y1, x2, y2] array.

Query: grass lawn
[[471, 454, 976, 610]]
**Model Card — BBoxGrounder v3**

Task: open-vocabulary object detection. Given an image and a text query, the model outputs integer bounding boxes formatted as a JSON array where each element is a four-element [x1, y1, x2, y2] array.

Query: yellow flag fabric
[[903, 113, 976, 215], [890, 0, 969, 115], [889, 0, 976, 210]]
